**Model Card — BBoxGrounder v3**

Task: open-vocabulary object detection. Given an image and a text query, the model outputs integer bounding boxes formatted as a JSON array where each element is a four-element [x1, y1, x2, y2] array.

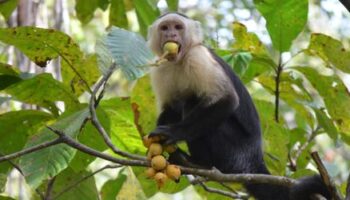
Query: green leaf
[[0, 195, 15, 200], [0, 27, 100, 96], [49, 168, 99, 200], [255, 100, 289, 175], [0, 75, 21, 90], [75, 0, 99, 24], [232, 22, 270, 56], [0, 110, 53, 173], [0, 27, 72, 68], [101, 27, 153, 80], [0, 63, 19, 76], [307, 33, 350, 73], [101, 173, 127, 200], [117, 167, 147, 199], [130, 75, 157, 136], [19, 108, 89, 189], [133, 0, 160, 36], [109, 0, 128, 29], [254, 0, 308, 52], [4, 73, 79, 112], [296, 67, 350, 137], [166, 0, 178, 11], [314, 108, 339, 140], [60, 54, 100, 96], [69, 107, 111, 171], [0, 173, 7, 193], [101, 98, 145, 154], [0, 0, 18, 20], [98, 0, 110, 10]]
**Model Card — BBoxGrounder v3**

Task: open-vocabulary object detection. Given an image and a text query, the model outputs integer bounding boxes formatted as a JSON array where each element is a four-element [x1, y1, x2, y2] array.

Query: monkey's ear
[[190, 21, 204, 45]]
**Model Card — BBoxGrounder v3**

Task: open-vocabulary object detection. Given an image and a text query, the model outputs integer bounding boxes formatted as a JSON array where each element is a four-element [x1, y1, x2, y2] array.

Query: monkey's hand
[[149, 125, 181, 145]]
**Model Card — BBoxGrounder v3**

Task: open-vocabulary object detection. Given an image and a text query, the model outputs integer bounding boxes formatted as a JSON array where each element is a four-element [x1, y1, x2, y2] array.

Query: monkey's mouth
[[163, 41, 181, 61]]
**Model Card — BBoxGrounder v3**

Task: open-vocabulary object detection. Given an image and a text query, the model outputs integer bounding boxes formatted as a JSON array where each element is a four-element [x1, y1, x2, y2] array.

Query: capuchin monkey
[[147, 12, 331, 200]]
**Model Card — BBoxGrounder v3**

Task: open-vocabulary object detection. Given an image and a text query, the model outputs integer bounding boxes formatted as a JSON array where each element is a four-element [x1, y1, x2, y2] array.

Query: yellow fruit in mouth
[[163, 42, 179, 55]]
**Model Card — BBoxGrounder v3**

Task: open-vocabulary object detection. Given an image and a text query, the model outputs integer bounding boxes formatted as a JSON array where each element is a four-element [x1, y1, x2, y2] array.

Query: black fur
[[149, 17, 330, 198]]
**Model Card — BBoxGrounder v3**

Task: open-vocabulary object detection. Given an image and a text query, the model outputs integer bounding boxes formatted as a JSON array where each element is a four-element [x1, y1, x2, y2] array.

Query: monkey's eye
[[175, 24, 183, 30], [160, 25, 168, 31]]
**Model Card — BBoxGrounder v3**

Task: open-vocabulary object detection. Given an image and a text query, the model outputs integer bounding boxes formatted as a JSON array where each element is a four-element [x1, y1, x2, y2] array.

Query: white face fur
[[147, 13, 204, 63], [147, 14, 239, 111]]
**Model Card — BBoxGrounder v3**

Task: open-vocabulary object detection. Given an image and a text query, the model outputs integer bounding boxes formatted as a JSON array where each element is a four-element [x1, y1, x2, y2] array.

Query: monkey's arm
[[150, 96, 234, 144]]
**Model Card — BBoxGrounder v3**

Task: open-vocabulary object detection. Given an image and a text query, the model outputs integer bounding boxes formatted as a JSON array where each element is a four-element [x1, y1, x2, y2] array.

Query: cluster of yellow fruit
[[143, 135, 181, 189]]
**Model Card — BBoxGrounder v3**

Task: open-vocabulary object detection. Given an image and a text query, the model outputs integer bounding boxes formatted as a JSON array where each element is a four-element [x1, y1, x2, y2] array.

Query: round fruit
[[154, 172, 168, 189], [163, 144, 177, 153], [163, 42, 179, 55], [165, 164, 181, 181], [151, 155, 167, 170], [148, 143, 163, 157], [142, 135, 153, 148], [145, 167, 156, 179]]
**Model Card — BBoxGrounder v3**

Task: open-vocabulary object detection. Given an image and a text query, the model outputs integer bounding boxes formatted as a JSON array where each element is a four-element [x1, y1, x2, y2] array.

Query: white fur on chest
[[150, 46, 234, 110]]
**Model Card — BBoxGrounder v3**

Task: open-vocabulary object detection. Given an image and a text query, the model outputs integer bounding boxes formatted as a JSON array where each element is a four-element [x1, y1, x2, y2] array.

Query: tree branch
[[274, 54, 283, 123], [311, 151, 343, 200], [46, 126, 149, 167], [88, 63, 146, 161], [0, 138, 61, 163], [44, 177, 56, 200]]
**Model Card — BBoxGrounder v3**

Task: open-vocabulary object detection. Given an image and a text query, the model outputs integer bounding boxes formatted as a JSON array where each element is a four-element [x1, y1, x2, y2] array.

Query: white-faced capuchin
[[147, 12, 330, 200]]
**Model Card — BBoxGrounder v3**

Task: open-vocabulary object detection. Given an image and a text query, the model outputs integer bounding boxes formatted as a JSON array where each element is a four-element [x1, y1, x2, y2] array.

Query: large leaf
[[0, 27, 100, 96], [69, 106, 111, 171], [75, 0, 99, 24], [0, 0, 18, 20], [232, 22, 270, 56], [254, 0, 308, 52], [0, 110, 53, 174], [100, 98, 145, 154], [109, 0, 128, 29], [130, 75, 157, 136], [166, 0, 179, 11], [100, 172, 127, 200], [307, 33, 350, 73], [0, 63, 19, 76], [19, 108, 89, 189], [49, 167, 99, 200], [4, 73, 79, 113], [98, 27, 153, 80], [133, 0, 159, 36], [296, 67, 350, 137], [255, 100, 289, 175]]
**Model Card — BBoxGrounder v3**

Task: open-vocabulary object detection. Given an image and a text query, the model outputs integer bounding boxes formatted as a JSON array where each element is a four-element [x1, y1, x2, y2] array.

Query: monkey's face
[[158, 20, 185, 62]]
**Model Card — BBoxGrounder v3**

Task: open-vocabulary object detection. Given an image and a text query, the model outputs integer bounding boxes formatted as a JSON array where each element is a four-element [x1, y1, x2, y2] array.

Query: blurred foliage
[[0, 0, 349, 199]]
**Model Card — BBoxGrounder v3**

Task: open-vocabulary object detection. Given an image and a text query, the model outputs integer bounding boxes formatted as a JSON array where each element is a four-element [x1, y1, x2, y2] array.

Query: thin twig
[[0, 138, 61, 163], [274, 54, 283, 123], [44, 177, 56, 200], [53, 164, 121, 199], [89, 63, 146, 161], [199, 182, 247, 199], [311, 151, 343, 200], [290, 127, 319, 171], [346, 173, 350, 200]]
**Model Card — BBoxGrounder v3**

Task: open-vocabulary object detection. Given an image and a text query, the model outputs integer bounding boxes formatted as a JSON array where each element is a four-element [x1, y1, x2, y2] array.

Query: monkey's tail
[[245, 175, 331, 200]]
